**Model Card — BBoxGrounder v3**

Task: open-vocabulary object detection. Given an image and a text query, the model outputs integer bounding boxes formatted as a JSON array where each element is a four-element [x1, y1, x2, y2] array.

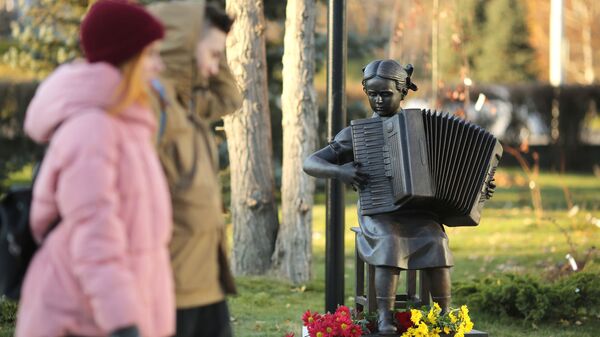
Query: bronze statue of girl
[[303, 60, 453, 335]]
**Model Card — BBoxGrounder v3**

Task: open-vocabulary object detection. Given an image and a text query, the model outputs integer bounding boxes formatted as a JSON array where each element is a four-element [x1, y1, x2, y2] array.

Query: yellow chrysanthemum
[[427, 310, 437, 324], [403, 304, 474, 337], [414, 322, 429, 336], [465, 320, 474, 331], [449, 311, 457, 323], [410, 309, 423, 324], [403, 326, 416, 337], [428, 302, 442, 324]]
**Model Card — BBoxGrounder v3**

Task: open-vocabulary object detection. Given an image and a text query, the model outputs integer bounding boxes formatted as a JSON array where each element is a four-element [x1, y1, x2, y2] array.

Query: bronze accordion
[[350, 109, 503, 227]]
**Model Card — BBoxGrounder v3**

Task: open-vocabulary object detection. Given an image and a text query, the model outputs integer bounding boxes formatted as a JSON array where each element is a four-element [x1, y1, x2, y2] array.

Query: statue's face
[[364, 76, 403, 117]]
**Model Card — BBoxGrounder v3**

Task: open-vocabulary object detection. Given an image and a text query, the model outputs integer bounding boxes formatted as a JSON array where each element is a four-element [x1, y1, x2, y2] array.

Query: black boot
[[376, 296, 397, 335], [375, 267, 400, 335], [425, 267, 452, 314]]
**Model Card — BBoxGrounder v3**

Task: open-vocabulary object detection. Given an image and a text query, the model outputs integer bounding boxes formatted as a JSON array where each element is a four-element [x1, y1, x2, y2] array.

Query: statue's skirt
[[356, 203, 454, 269]]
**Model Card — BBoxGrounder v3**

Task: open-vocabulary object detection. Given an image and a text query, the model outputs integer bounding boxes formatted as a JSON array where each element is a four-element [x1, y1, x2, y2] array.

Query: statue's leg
[[424, 267, 451, 313], [375, 266, 400, 335]]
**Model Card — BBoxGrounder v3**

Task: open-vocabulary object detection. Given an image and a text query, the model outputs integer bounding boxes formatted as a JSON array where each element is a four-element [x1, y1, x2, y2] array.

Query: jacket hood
[[24, 61, 155, 143], [148, 1, 205, 109]]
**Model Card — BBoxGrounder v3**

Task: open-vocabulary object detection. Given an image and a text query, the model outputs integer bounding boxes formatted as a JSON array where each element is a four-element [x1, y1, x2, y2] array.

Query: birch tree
[[271, 0, 318, 284], [225, 0, 279, 275]]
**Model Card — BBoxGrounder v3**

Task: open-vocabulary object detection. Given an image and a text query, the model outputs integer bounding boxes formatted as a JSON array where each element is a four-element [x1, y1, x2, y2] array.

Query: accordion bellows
[[350, 109, 503, 227]]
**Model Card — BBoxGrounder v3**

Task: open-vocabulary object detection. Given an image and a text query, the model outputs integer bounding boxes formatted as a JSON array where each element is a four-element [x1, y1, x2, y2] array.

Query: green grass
[[3, 165, 33, 187], [229, 206, 600, 337], [486, 168, 600, 211], [0, 327, 13, 337]]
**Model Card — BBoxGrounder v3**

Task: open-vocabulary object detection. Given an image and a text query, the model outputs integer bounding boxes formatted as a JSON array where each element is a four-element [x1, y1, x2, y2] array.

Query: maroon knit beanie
[[80, 0, 165, 66]]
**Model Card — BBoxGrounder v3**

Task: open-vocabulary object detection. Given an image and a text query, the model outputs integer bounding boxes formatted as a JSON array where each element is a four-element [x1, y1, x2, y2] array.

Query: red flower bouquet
[[395, 310, 414, 333], [301, 306, 364, 337]]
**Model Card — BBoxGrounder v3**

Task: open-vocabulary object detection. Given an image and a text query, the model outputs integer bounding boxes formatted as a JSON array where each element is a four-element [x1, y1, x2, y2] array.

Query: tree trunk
[[579, 1, 595, 84], [387, 0, 403, 59], [431, 0, 440, 107], [224, 0, 279, 275], [271, 0, 318, 284]]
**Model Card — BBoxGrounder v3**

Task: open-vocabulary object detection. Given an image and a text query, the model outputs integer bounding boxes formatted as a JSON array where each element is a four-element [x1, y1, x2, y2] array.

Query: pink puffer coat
[[16, 61, 175, 337]]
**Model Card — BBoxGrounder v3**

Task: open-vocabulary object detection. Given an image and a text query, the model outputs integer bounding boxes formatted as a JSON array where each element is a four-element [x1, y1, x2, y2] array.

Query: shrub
[[0, 297, 17, 326], [454, 270, 600, 323], [0, 80, 41, 192]]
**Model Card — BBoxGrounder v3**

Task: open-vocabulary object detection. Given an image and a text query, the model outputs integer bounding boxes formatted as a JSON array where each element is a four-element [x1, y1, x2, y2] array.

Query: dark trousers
[[176, 300, 233, 337]]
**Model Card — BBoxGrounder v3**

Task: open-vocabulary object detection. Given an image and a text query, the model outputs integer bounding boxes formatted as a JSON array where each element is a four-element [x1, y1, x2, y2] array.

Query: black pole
[[325, 0, 346, 313]]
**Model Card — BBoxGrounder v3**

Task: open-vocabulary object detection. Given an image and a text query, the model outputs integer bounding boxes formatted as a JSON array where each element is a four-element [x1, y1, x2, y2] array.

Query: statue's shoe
[[377, 315, 397, 335]]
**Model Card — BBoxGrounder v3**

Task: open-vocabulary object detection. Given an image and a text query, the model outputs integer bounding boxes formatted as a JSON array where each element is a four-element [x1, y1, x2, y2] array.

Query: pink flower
[[335, 305, 351, 318], [307, 320, 325, 337], [337, 321, 357, 337], [303, 305, 363, 337], [302, 310, 322, 327], [348, 324, 364, 337], [334, 313, 352, 325], [321, 315, 336, 337]]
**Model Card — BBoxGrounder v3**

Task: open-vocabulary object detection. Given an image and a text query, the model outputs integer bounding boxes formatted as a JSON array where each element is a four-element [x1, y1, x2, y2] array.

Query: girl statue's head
[[362, 59, 418, 117]]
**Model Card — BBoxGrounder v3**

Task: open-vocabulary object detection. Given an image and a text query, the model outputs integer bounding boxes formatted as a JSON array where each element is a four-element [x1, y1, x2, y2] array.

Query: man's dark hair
[[205, 3, 234, 34]]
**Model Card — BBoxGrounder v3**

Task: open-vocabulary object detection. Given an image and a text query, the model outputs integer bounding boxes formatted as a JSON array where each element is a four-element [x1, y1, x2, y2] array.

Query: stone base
[[302, 325, 489, 336], [362, 329, 488, 337]]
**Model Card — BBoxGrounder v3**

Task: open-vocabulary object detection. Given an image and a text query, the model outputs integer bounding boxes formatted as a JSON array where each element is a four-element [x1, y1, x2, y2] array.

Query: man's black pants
[[176, 300, 232, 337]]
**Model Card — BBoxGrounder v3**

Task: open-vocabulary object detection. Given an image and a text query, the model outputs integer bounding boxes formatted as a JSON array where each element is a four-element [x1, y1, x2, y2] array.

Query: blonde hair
[[108, 48, 150, 115]]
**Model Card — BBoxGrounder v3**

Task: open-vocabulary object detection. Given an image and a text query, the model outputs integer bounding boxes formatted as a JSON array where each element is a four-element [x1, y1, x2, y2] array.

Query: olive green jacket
[[148, 1, 242, 309]]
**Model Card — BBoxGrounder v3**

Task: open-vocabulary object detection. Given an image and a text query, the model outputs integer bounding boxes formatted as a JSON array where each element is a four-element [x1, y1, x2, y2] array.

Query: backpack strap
[[151, 79, 168, 144]]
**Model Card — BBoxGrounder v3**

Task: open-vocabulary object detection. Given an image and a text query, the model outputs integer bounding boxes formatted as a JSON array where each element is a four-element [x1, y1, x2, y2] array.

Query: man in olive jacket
[[147, 2, 241, 337]]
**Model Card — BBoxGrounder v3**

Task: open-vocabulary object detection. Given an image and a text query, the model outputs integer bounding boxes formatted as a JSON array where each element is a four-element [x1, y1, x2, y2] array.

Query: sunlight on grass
[[0, 63, 35, 81], [3, 164, 33, 188]]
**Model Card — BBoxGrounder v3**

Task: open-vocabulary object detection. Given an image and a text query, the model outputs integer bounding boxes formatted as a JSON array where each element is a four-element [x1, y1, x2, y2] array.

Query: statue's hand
[[337, 162, 369, 190], [485, 178, 496, 199]]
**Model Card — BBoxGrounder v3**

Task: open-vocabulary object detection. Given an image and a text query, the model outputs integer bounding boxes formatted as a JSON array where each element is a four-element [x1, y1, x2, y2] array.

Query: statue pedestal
[[302, 324, 489, 336], [361, 329, 489, 337]]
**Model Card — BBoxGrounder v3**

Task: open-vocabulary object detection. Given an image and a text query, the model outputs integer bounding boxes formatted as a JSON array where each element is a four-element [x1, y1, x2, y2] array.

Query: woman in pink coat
[[16, 1, 174, 336]]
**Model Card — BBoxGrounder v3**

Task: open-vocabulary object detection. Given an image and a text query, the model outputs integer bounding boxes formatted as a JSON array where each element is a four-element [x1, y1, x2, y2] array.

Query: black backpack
[[0, 166, 58, 301], [0, 186, 39, 300]]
